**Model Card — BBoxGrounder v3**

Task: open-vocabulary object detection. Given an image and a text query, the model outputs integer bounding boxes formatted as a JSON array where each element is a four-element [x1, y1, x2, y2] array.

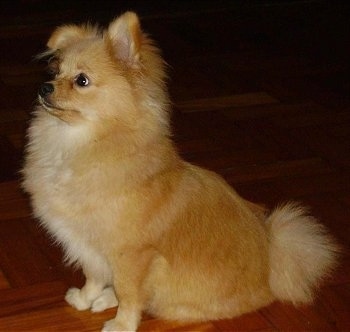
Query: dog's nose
[[38, 83, 54, 97]]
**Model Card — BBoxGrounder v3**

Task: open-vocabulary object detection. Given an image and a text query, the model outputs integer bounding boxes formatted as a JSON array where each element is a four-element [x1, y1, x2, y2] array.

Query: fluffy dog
[[23, 12, 339, 331]]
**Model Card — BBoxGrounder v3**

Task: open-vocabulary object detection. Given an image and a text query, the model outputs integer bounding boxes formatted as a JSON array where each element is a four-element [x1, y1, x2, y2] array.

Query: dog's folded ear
[[107, 11, 142, 66], [47, 24, 98, 51]]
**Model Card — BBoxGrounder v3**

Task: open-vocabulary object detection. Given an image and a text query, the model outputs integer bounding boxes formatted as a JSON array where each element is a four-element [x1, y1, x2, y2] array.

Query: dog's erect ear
[[107, 12, 142, 65], [47, 24, 98, 51]]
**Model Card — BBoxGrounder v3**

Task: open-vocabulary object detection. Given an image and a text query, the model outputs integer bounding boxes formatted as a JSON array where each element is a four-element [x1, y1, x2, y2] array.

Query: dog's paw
[[102, 319, 135, 332], [91, 287, 118, 313], [65, 287, 91, 311]]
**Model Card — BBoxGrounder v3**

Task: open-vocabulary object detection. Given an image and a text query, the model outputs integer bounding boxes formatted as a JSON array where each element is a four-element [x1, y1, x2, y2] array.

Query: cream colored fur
[[22, 12, 340, 332]]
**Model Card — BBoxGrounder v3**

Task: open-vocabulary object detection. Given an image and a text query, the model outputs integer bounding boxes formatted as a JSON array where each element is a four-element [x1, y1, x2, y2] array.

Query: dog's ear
[[107, 12, 142, 65], [47, 24, 98, 51]]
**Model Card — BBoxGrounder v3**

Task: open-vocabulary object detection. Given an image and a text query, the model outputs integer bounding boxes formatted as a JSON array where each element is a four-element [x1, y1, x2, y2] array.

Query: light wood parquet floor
[[0, 1, 349, 331]]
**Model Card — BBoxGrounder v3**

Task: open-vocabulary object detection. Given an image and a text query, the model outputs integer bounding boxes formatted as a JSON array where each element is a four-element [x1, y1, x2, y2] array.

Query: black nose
[[38, 83, 54, 97]]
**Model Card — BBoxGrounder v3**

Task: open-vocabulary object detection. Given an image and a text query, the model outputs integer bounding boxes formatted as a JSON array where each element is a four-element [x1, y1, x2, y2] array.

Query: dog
[[22, 11, 340, 331]]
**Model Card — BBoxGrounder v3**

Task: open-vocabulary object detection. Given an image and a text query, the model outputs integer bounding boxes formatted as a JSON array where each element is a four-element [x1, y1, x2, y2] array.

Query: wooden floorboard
[[0, 1, 349, 331]]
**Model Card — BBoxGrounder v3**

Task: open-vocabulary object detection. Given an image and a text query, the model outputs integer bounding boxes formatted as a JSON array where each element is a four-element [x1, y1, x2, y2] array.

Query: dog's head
[[37, 12, 169, 139]]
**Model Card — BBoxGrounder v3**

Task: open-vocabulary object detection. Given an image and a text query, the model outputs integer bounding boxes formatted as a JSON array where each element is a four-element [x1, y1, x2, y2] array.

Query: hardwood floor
[[0, 1, 349, 330]]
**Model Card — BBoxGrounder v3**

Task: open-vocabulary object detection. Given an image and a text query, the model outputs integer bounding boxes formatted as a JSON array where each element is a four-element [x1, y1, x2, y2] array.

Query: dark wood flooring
[[0, 1, 349, 330]]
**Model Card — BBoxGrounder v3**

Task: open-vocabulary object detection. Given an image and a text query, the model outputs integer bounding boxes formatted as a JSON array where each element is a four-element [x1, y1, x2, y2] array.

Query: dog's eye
[[75, 74, 90, 87]]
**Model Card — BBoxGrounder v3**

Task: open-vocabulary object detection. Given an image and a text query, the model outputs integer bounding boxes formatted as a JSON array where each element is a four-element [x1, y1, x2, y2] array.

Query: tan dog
[[23, 12, 339, 331]]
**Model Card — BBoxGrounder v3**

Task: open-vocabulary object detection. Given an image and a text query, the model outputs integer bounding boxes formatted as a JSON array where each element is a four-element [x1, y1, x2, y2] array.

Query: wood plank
[[139, 319, 219, 331], [0, 305, 115, 332], [320, 285, 350, 331], [180, 149, 278, 173], [0, 109, 29, 123], [302, 194, 350, 249], [176, 93, 279, 113], [0, 281, 66, 317], [0, 218, 60, 287], [260, 301, 337, 331], [213, 311, 273, 331], [0, 269, 10, 290], [220, 100, 325, 121], [221, 158, 333, 184], [0, 181, 31, 221], [235, 173, 350, 206]]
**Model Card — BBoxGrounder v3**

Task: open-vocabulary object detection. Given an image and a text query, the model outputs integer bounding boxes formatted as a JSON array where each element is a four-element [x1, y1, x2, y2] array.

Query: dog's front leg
[[66, 277, 106, 311], [102, 248, 155, 332], [65, 250, 117, 312]]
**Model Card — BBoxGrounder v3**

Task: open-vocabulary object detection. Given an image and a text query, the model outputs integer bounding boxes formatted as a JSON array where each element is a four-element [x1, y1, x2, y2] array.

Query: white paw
[[102, 319, 135, 332], [92, 287, 118, 313], [65, 287, 91, 311]]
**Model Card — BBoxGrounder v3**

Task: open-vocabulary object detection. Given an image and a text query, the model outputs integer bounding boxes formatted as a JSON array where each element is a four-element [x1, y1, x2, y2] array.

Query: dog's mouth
[[38, 96, 82, 123], [38, 95, 65, 113]]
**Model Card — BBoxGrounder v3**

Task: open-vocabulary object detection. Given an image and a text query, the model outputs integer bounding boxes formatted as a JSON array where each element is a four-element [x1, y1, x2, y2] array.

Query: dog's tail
[[266, 202, 340, 304]]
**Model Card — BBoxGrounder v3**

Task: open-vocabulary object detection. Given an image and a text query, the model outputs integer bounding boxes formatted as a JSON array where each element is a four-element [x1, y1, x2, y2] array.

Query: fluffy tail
[[267, 202, 340, 305]]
